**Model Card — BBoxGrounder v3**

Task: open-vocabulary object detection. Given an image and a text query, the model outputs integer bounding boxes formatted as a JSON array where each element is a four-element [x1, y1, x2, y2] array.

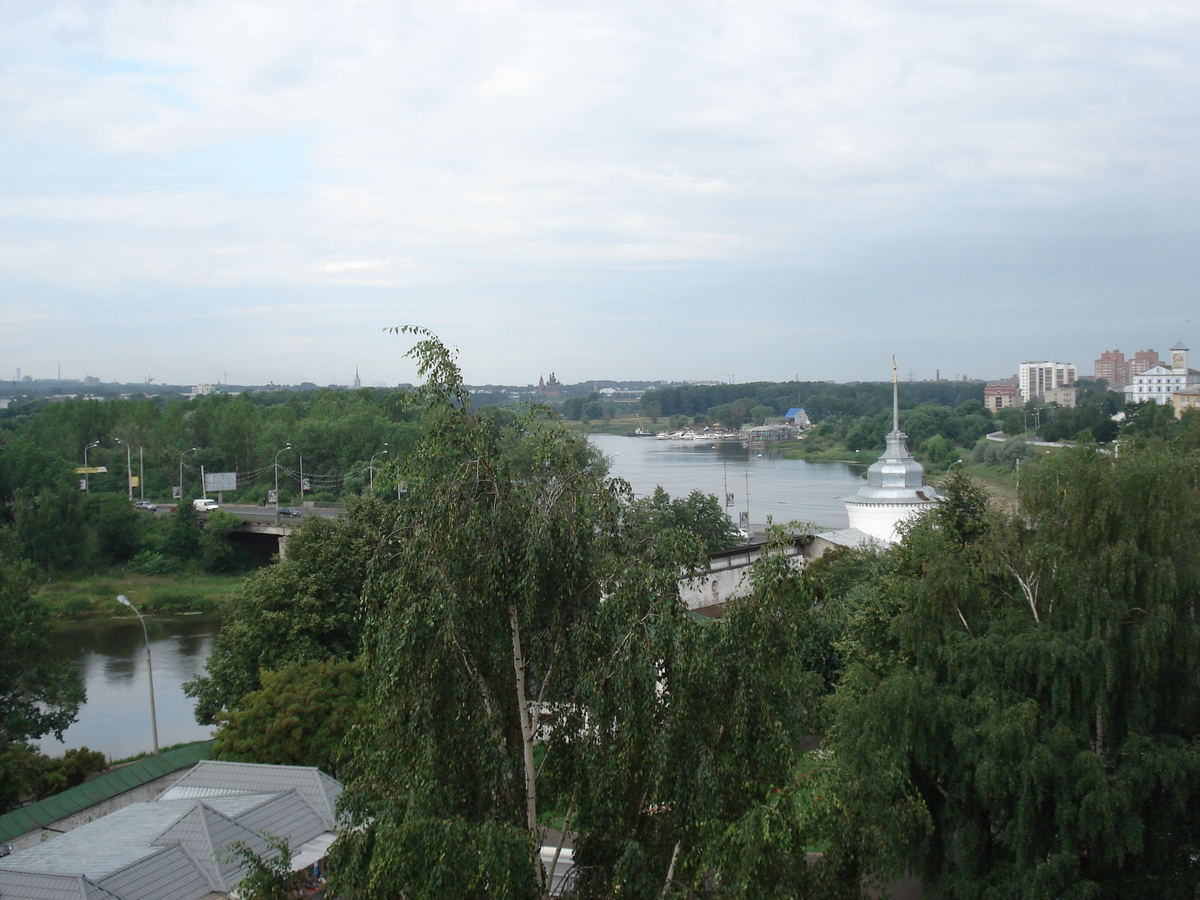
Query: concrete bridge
[[679, 536, 817, 617]]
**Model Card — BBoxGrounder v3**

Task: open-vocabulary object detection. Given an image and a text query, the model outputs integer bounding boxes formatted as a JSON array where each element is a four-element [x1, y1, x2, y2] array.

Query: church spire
[[892, 355, 899, 434]]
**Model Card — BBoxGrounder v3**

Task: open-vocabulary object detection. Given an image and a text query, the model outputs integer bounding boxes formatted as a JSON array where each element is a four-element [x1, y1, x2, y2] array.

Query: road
[[144, 503, 343, 523]]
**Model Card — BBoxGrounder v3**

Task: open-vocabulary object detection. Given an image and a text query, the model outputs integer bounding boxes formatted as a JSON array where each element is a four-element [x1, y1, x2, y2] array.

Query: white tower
[[843, 358, 941, 544]]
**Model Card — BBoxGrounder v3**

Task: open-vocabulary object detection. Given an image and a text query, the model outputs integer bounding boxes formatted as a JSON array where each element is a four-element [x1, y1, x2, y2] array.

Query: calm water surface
[[589, 433, 867, 531], [41, 611, 221, 760]]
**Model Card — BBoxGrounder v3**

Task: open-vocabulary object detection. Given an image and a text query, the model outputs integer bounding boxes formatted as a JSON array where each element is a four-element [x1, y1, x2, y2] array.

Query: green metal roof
[[0, 740, 215, 844]]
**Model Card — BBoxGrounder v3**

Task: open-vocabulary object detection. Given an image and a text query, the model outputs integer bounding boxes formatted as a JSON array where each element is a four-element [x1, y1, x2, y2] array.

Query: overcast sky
[[2, 1, 1197, 388]]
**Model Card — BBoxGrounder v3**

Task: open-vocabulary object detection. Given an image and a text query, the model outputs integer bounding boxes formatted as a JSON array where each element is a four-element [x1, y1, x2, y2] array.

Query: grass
[[35, 571, 246, 617]]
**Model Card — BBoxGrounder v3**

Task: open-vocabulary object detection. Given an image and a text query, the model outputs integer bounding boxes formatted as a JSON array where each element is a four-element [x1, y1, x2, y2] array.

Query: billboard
[[204, 472, 238, 492]]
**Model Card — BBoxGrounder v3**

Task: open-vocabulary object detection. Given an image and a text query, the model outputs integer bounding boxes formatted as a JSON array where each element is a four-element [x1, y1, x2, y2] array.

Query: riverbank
[[34, 572, 245, 617]]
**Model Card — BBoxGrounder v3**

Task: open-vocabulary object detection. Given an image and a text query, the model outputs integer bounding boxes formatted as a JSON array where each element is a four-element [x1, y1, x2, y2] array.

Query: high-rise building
[[1093, 349, 1160, 388], [1094, 350, 1126, 385], [1019, 361, 1077, 404], [1130, 349, 1162, 378]]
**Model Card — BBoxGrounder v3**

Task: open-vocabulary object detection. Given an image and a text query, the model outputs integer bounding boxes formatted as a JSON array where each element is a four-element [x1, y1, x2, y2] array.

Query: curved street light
[[83, 440, 100, 493], [114, 438, 133, 501], [369, 443, 389, 492], [178, 447, 198, 502], [116, 594, 159, 755], [274, 443, 293, 515]]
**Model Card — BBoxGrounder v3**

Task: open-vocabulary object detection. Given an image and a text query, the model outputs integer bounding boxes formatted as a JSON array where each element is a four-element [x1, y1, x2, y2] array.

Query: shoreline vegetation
[[35, 572, 242, 618]]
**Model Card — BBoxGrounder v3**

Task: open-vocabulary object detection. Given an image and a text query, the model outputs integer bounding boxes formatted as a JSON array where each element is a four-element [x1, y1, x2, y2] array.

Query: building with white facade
[[839, 364, 941, 545], [1019, 361, 1077, 404], [1124, 342, 1200, 405]]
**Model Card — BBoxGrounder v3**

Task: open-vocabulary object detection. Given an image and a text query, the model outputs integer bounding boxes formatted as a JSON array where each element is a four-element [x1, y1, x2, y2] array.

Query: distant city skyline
[[2, 2, 1197, 388]]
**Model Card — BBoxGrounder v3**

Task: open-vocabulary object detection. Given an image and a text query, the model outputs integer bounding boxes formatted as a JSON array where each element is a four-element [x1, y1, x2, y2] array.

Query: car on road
[[193, 498, 219, 512], [279, 507, 303, 517], [133, 500, 158, 512]]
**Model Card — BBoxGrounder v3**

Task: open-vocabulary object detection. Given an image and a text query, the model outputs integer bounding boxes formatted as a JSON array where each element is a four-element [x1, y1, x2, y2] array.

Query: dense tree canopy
[[830, 448, 1200, 898], [0, 534, 85, 812], [183, 500, 384, 723], [329, 331, 866, 899]]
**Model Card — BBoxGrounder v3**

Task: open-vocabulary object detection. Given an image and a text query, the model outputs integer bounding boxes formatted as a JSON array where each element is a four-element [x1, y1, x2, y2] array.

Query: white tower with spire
[[842, 358, 941, 544]]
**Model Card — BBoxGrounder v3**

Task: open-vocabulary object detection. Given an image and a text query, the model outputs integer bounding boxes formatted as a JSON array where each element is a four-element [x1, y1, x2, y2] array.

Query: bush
[[128, 550, 179, 575]]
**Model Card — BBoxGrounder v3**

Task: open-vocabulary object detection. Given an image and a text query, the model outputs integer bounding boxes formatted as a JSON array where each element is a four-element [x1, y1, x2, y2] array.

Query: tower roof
[[843, 358, 940, 543]]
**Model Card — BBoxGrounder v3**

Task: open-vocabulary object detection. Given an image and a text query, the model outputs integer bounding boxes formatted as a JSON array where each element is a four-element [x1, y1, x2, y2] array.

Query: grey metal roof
[[0, 869, 124, 900], [231, 792, 326, 849], [97, 847, 213, 900], [816, 528, 883, 551], [0, 763, 341, 900], [3, 803, 191, 878], [160, 762, 340, 830]]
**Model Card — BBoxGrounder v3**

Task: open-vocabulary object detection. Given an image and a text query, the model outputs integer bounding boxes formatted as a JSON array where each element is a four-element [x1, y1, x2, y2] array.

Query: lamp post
[[116, 594, 159, 755], [138, 446, 145, 501], [178, 447, 198, 501], [369, 444, 389, 492], [274, 443, 292, 515], [83, 440, 100, 493], [114, 438, 132, 500]]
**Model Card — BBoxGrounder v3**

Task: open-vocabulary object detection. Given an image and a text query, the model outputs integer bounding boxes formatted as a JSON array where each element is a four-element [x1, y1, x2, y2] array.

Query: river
[[39, 612, 221, 761], [42, 436, 865, 760], [588, 433, 866, 532]]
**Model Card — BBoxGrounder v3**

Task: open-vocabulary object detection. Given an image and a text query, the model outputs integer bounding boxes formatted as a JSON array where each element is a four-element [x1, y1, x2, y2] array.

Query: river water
[[42, 437, 865, 760], [589, 433, 866, 532], [40, 612, 221, 761]]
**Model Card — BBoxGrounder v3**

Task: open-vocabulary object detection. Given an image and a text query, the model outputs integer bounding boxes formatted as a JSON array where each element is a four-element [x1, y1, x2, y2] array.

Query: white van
[[193, 498, 219, 512]]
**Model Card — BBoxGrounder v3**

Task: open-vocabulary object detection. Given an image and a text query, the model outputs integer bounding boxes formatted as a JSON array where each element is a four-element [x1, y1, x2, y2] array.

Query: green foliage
[[164, 499, 201, 561], [335, 330, 622, 897], [831, 447, 1200, 897], [198, 509, 248, 573], [972, 435, 1035, 469], [82, 492, 145, 564], [622, 486, 741, 566], [333, 331, 866, 900], [222, 835, 303, 900], [184, 500, 379, 723], [30, 746, 108, 799], [0, 536, 85, 812], [214, 658, 364, 777]]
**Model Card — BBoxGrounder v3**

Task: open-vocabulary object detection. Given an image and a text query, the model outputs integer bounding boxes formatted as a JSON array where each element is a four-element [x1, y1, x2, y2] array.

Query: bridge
[[188, 503, 343, 559]]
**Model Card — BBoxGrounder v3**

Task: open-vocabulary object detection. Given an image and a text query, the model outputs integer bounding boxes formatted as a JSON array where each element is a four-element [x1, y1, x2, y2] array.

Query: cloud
[[1, 1, 1198, 384]]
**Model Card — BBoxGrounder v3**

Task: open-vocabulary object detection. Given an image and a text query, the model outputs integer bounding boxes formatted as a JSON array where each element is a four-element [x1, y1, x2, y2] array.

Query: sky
[[2, 0, 1198, 389]]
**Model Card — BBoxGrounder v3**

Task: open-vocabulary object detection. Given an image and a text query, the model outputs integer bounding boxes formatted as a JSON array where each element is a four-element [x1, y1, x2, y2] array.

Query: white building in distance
[[840, 362, 941, 545], [1125, 341, 1200, 405], [1019, 361, 1077, 404]]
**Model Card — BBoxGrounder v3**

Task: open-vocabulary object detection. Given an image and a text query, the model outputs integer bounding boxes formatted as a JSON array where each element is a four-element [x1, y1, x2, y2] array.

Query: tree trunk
[[510, 603, 540, 830]]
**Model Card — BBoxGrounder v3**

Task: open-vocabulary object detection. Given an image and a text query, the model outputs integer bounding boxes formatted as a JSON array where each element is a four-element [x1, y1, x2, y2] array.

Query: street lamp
[[369, 443, 389, 492], [114, 438, 133, 501], [274, 443, 292, 515], [83, 440, 100, 493], [178, 447, 198, 501], [116, 594, 159, 755]]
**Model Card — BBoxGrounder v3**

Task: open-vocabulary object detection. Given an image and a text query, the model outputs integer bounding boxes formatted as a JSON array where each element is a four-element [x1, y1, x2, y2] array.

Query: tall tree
[[831, 453, 1200, 898], [334, 328, 622, 898], [331, 331, 867, 900], [0, 535, 85, 812]]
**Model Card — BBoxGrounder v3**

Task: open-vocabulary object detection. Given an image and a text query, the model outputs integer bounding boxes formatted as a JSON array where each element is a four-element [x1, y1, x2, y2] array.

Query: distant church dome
[[843, 362, 940, 544]]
